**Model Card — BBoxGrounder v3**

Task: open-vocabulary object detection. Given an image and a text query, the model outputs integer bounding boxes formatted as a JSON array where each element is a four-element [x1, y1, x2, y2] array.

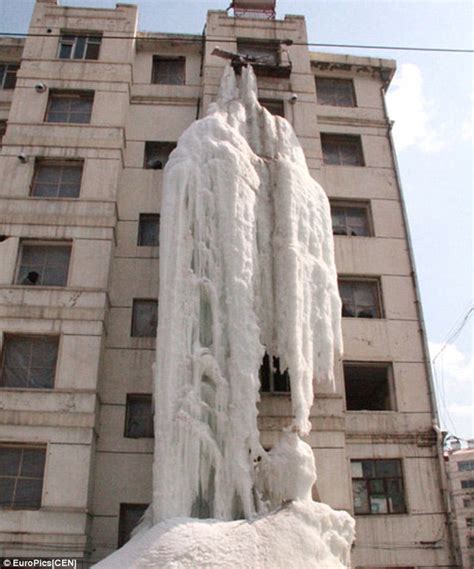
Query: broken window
[[138, 214, 160, 246], [118, 503, 148, 547], [330, 201, 372, 237], [31, 160, 83, 198], [16, 242, 71, 287], [58, 33, 102, 60], [0, 335, 59, 389], [339, 279, 382, 319], [351, 459, 406, 515], [0, 63, 19, 90], [458, 460, 474, 472], [151, 56, 185, 85], [321, 134, 364, 166], [259, 99, 285, 117], [45, 91, 94, 124], [344, 363, 394, 411], [144, 141, 176, 170], [316, 77, 356, 107], [260, 352, 290, 393], [237, 40, 279, 66], [125, 394, 154, 438], [131, 299, 158, 338], [0, 444, 46, 509], [461, 480, 474, 489]]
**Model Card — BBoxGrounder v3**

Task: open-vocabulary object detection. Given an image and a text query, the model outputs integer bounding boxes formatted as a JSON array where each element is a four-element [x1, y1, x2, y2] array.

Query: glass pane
[[361, 461, 375, 478], [370, 494, 388, 514], [30, 337, 58, 368], [43, 264, 68, 286], [340, 144, 361, 166], [369, 478, 385, 493], [3, 367, 27, 387], [59, 183, 81, 198], [0, 66, 5, 87], [138, 216, 160, 246], [375, 460, 401, 478], [4, 337, 31, 368], [4, 70, 17, 90], [37, 165, 62, 184], [0, 477, 15, 507], [352, 479, 369, 514], [73, 36, 86, 59], [85, 41, 100, 60], [331, 207, 347, 235], [347, 208, 369, 236], [350, 461, 363, 478], [132, 301, 158, 337], [32, 183, 58, 198], [59, 42, 73, 59], [20, 449, 46, 478], [62, 165, 82, 184], [21, 245, 43, 265], [14, 478, 43, 508], [0, 448, 22, 477], [387, 479, 406, 513], [29, 366, 55, 388], [49, 97, 70, 112], [322, 142, 340, 165]]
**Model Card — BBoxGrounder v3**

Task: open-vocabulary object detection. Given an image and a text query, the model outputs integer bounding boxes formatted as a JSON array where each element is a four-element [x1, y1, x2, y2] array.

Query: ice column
[[153, 65, 342, 523]]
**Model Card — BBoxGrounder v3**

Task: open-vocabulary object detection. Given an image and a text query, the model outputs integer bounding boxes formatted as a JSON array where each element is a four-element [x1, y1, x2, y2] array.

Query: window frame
[[338, 277, 384, 319], [461, 479, 474, 489], [343, 362, 396, 411], [30, 159, 84, 199], [45, 90, 94, 124], [351, 458, 408, 516], [330, 200, 373, 237], [57, 32, 102, 61], [315, 77, 356, 107], [151, 56, 186, 85], [15, 240, 72, 288], [124, 393, 154, 439], [259, 98, 285, 117], [321, 133, 365, 167], [0, 334, 60, 390], [118, 503, 148, 547], [0, 443, 47, 510], [144, 141, 176, 170], [137, 213, 160, 247], [0, 63, 20, 90], [131, 298, 158, 338], [458, 460, 474, 472]]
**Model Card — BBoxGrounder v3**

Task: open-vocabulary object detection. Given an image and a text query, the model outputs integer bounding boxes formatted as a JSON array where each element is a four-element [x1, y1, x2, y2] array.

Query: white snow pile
[[94, 64, 353, 568]]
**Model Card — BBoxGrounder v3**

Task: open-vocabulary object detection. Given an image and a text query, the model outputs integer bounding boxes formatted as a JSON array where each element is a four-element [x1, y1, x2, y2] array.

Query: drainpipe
[[380, 85, 460, 568]]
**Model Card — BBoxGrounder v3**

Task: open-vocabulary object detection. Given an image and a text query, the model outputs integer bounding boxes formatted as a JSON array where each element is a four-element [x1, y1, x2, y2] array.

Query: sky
[[0, 0, 472, 441]]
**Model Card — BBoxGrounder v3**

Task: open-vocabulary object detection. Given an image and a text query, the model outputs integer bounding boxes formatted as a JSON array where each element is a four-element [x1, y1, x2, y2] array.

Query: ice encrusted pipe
[[152, 64, 343, 523]]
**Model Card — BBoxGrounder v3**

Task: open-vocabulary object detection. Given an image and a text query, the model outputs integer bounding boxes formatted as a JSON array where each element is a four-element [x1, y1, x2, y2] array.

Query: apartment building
[[445, 442, 474, 567], [0, 0, 456, 566]]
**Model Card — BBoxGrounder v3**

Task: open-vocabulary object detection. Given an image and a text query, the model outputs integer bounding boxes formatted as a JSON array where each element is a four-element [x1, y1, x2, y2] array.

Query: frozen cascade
[[94, 65, 354, 569]]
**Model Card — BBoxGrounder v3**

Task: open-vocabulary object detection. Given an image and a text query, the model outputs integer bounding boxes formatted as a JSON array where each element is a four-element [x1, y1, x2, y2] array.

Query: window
[[344, 363, 394, 411], [351, 459, 406, 515], [468, 536, 474, 547], [0, 335, 59, 389], [459, 460, 474, 472], [461, 480, 474, 489], [467, 517, 474, 527], [118, 503, 148, 547], [0, 445, 46, 509], [58, 33, 101, 60], [45, 91, 94, 124], [125, 394, 154, 438], [321, 134, 364, 166], [0, 121, 6, 148], [138, 214, 160, 247], [131, 299, 158, 338], [237, 40, 279, 66], [144, 141, 176, 170], [260, 353, 290, 393], [330, 202, 372, 237], [31, 160, 83, 198], [339, 279, 382, 319], [16, 243, 71, 287], [151, 56, 185, 85], [463, 498, 472, 508], [0, 63, 19, 90], [316, 77, 356, 107], [259, 99, 285, 117]]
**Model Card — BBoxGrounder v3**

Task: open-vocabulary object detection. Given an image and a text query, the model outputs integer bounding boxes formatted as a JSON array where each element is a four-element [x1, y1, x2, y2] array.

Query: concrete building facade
[[445, 443, 474, 568], [0, 0, 457, 566]]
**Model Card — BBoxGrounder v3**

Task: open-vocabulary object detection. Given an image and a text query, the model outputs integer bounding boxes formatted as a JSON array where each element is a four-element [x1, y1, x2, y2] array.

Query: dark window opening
[[351, 459, 406, 515], [16, 243, 71, 287], [118, 503, 148, 547], [461, 480, 474, 489], [138, 214, 160, 247], [339, 279, 382, 319], [458, 460, 474, 472], [0, 121, 6, 148], [151, 56, 185, 85], [321, 134, 364, 166], [58, 33, 102, 60], [0, 335, 59, 390], [31, 160, 83, 198], [260, 352, 290, 393], [330, 202, 371, 237], [45, 91, 94, 124], [125, 394, 154, 438], [259, 99, 285, 117], [131, 299, 158, 338], [0, 63, 19, 90], [344, 363, 393, 411], [0, 445, 46, 509], [316, 77, 356, 107], [144, 141, 176, 170]]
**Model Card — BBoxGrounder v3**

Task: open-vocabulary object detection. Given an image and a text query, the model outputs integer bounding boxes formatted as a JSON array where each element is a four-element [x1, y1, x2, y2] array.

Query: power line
[[0, 31, 473, 54]]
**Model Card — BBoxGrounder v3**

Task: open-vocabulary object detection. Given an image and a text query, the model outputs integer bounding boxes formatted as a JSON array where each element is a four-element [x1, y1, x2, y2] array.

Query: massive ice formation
[[153, 65, 342, 523]]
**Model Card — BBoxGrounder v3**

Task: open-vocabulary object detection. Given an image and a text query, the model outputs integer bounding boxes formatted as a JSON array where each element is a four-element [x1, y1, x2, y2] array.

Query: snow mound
[[93, 501, 354, 569]]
